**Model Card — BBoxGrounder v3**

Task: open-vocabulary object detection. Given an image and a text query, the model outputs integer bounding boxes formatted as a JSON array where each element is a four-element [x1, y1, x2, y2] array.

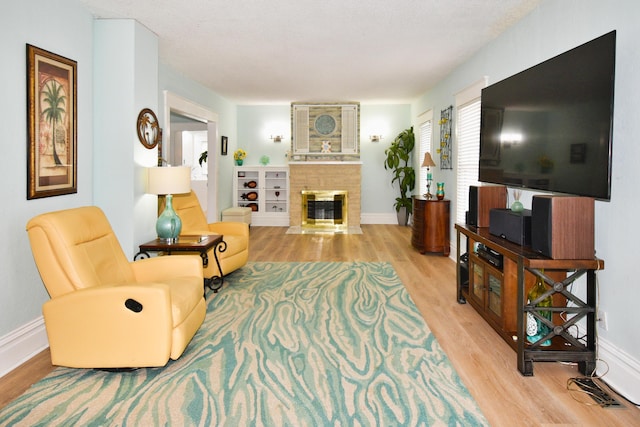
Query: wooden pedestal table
[[411, 196, 450, 256]]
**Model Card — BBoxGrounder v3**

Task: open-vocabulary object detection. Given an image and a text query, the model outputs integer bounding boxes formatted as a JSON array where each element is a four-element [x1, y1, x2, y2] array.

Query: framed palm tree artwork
[[27, 44, 77, 199]]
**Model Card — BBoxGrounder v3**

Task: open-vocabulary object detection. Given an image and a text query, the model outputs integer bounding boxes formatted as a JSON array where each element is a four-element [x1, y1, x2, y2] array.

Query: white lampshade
[[147, 166, 191, 195]]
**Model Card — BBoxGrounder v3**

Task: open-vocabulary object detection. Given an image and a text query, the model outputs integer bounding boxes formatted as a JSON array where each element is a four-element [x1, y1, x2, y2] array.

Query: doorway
[[163, 91, 219, 221], [169, 113, 208, 210]]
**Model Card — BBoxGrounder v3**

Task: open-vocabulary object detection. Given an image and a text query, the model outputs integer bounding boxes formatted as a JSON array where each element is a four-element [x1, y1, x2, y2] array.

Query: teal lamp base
[[156, 194, 182, 242]]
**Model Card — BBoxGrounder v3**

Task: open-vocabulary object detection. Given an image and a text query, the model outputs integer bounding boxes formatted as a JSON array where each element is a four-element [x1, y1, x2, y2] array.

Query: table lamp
[[147, 166, 191, 242], [421, 152, 437, 199]]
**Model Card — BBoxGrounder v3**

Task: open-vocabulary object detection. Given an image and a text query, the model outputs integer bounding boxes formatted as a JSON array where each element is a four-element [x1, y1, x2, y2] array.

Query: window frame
[[417, 110, 433, 197], [455, 77, 488, 225]]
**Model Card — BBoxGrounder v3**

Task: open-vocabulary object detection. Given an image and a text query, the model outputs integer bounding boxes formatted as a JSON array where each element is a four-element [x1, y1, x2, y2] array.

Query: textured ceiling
[[78, 0, 542, 104]]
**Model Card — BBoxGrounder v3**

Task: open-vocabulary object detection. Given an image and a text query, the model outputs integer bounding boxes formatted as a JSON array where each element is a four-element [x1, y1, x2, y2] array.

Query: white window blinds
[[455, 99, 481, 224], [418, 114, 433, 196]]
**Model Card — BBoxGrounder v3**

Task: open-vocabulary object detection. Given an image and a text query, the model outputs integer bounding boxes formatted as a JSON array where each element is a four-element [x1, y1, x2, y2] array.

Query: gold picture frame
[[27, 44, 77, 199]]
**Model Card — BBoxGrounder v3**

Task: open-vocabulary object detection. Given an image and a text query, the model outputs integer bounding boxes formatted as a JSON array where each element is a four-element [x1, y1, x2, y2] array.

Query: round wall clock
[[314, 114, 336, 135], [137, 108, 160, 149]]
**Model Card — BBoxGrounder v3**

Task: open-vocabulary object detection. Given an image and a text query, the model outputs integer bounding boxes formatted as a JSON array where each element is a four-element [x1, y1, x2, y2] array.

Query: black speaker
[[468, 187, 478, 226], [531, 195, 595, 259], [531, 197, 552, 256], [467, 185, 507, 227], [489, 208, 532, 246]]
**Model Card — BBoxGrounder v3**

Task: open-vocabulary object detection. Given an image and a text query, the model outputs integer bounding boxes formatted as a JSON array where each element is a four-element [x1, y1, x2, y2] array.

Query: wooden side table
[[135, 234, 226, 293], [412, 196, 450, 256]]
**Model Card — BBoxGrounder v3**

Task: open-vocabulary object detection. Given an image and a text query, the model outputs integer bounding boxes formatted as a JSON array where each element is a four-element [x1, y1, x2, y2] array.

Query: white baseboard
[[360, 213, 399, 224], [247, 213, 403, 226], [0, 317, 48, 378], [249, 216, 289, 226], [597, 336, 640, 403]]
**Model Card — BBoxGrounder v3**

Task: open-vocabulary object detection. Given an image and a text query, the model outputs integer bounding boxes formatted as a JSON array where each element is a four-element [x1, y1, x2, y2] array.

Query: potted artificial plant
[[383, 126, 416, 226]]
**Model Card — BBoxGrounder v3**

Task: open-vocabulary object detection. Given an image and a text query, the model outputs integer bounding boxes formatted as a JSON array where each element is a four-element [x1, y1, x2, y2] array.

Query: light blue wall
[[237, 105, 291, 167], [413, 0, 640, 400], [93, 19, 159, 257], [0, 0, 94, 335], [236, 104, 412, 217], [0, 0, 240, 349], [159, 65, 237, 211], [360, 105, 412, 214]]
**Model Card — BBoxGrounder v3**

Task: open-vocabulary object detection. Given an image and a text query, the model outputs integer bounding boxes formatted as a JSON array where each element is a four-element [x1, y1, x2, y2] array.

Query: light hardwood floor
[[2, 225, 639, 426]]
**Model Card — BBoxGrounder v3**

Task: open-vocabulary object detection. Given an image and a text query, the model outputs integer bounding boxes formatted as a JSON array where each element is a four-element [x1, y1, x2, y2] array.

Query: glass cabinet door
[[487, 272, 502, 318], [471, 261, 485, 304]]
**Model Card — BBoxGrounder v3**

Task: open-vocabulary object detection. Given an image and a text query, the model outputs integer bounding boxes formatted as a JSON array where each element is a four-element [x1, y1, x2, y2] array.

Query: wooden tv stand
[[455, 223, 604, 376]]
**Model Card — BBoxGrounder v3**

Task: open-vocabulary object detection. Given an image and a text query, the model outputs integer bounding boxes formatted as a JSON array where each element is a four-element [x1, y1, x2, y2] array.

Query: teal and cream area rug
[[0, 262, 488, 426]]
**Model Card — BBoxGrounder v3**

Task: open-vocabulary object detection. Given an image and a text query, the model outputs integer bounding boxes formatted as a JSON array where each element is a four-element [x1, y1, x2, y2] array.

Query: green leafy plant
[[383, 127, 416, 213], [198, 151, 207, 166]]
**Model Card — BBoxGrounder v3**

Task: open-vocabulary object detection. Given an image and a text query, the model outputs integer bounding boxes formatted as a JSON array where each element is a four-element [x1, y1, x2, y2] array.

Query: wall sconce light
[[370, 135, 382, 142], [500, 132, 523, 144], [270, 135, 284, 143]]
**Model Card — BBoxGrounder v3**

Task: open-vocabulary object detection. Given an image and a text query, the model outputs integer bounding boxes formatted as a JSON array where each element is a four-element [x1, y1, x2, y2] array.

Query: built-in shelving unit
[[233, 166, 289, 226]]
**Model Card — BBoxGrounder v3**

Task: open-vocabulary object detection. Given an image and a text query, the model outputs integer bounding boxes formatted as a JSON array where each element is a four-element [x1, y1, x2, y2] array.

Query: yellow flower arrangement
[[538, 154, 554, 173], [234, 149, 247, 161]]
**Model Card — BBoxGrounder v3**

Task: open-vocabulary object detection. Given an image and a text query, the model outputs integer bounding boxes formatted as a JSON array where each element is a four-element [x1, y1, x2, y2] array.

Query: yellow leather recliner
[[26, 206, 206, 369], [169, 191, 249, 280]]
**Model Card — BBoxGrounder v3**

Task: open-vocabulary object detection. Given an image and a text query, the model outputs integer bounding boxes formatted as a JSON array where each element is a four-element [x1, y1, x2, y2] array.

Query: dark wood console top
[[138, 234, 223, 253], [455, 223, 603, 270]]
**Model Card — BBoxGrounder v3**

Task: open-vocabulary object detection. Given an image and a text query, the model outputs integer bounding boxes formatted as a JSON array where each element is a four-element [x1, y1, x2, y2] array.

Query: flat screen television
[[479, 30, 616, 201]]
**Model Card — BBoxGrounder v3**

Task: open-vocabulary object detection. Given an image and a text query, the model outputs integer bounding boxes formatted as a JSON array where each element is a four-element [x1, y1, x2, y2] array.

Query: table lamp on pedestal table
[[147, 166, 191, 242]]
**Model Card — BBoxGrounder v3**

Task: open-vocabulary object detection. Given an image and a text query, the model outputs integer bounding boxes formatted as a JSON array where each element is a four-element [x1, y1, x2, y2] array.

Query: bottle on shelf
[[526, 271, 553, 346]]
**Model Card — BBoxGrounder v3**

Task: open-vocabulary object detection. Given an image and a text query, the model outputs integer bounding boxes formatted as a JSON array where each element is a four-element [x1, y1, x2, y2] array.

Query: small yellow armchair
[[26, 206, 206, 369], [169, 191, 249, 280]]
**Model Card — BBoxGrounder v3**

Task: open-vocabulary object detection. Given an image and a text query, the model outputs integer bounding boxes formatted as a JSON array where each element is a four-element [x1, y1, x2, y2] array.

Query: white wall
[[413, 0, 640, 402]]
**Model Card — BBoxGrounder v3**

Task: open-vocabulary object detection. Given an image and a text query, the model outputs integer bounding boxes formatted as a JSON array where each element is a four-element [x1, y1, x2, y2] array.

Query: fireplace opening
[[301, 190, 348, 231]]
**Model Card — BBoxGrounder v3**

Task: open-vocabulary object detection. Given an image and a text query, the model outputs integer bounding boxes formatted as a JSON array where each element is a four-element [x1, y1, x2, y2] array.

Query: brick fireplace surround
[[288, 162, 362, 230]]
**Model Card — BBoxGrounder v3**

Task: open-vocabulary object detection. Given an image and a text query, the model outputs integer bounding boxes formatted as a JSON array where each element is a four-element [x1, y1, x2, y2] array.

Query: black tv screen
[[479, 30, 615, 200]]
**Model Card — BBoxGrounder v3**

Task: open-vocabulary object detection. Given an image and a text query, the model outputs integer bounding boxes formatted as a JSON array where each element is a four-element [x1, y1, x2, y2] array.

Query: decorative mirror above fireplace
[[291, 102, 360, 159]]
